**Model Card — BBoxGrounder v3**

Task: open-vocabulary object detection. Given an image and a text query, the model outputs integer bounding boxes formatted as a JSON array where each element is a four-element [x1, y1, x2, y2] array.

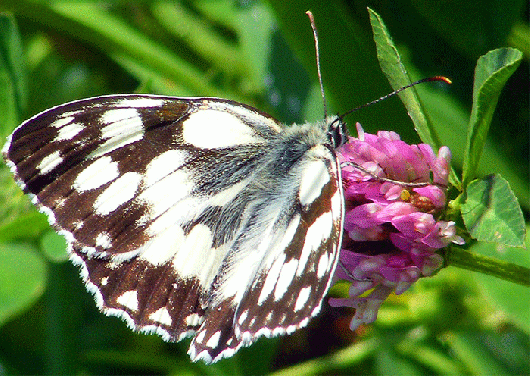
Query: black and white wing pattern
[[3, 94, 344, 363]]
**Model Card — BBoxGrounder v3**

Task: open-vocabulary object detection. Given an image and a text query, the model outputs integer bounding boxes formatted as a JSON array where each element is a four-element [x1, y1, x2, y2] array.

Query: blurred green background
[[0, 0, 528, 375]]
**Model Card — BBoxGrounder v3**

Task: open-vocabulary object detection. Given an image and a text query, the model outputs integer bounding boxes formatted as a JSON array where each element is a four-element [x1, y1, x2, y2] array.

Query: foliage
[[0, 0, 528, 375]]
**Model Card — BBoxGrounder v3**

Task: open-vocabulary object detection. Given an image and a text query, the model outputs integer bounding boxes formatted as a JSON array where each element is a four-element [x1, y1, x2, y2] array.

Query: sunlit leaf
[[0, 243, 47, 325], [461, 174, 525, 247], [368, 8, 440, 149], [0, 13, 26, 139], [462, 48, 523, 186]]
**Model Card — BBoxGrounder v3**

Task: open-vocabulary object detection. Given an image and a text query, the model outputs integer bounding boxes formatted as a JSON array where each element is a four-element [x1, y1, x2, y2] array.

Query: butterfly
[[3, 94, 347, 363]]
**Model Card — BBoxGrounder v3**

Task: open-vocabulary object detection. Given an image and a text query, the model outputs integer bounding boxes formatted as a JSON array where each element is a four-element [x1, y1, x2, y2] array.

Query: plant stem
[[445, 247, 530, 286]]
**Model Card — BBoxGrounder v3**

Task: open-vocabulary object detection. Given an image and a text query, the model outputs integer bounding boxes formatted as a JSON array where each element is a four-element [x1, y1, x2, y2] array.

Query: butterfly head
[[326, 116, 349, 148]]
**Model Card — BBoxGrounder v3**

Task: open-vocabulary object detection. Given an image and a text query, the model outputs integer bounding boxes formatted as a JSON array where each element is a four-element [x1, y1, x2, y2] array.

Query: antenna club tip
[[431, 75, 452, 85]]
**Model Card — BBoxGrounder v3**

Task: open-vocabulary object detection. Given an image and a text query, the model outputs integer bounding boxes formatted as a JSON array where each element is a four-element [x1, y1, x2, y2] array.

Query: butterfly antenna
[[306, 11, 328, 120], [339, 76, 452, 121]]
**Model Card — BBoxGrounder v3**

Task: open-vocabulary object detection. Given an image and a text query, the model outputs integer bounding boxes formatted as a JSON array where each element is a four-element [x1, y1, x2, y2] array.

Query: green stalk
[[445, 247, 530, 287]]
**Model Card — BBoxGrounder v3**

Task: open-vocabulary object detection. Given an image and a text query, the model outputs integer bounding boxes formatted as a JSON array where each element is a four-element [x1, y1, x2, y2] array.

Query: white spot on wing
[[88, 108, 144, 159], [143, 149, 187, 187], [273, 259, 298, 301], [57, 228, 74, 245], [186, 313, 205, 327], [331, 182, 343, 216], [191, 349, 212, 364], [144, 196, 202, 238], [139, 169, 195, 220], [172, 224, 214, 280], [299, 159, 330, 206], [149, 307, 172, 326], [90, 133, 144, 159], [240, 331, 251, 343], [51, 115, 75, 129], [37, 150, 63, 174], [183, 110, 262, 148], [208, 179, 250, 207], [138, 225, 184, 266], [116, 290, 138, 312], [208, 100, 283, 133], [238, 309, 249, 325], [257, 253, 285, 305], [296, 211, 332, 276], [37, 202, 56, 225], [178, 330, 196, 341], [206, 331, 221, 348], [255, 327, 272, 339], [73, 156, 119, 192], [330, 157, 343, 219], [100, 108, 140, 131], [95, 232, 112, 249], [195, 331, 206, 344], [94, 171, 142, 215], [55, 121, 84, 141], [317, 252, 329, 278], [113, 97, 166, 108], [295, 286, 311, 311]]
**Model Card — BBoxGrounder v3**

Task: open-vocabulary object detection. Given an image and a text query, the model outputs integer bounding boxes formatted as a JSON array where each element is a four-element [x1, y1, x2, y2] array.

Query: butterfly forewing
[[3, 94, 344, 363]]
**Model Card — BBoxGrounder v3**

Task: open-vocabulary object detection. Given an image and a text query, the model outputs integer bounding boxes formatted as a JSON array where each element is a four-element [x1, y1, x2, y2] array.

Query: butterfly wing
[[189, 143, 344, 362], [4, 94, 281, 337], [4, 94, 344, 363]]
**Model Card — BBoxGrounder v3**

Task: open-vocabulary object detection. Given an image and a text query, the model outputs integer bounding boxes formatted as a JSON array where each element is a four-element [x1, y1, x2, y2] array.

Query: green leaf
[[0, 242, 47, 326], [444, 332, 510, 376], [396, 334, 464, 375], [460, 174, 525, 246], [367, 8, 462, 188], [111, 54, 193, 96], [376, 348, 423, 376], [367, 8, 440, 149], [1, 1, 237, 99], [0, 210, 50, 243], [51, 3, 230, 97], [151, 2, 245, 78], [40, 230, 68, 263], [0, 13, 27, 139], [462, 48, 523, 186], [423, 88, 528, 209]]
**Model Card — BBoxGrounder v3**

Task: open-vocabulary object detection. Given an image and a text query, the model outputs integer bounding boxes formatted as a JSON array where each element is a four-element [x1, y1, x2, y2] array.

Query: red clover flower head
[[330, 123, 463, 331]]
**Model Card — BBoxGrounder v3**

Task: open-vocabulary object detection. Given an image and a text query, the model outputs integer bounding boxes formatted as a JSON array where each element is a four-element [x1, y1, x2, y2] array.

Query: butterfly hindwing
[[189, 144, 344, 362], [3, 94, 344, 363]]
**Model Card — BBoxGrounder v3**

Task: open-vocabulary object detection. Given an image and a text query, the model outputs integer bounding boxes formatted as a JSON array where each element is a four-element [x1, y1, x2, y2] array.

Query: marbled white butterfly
[[3, 13, 348, 364], [3, 94, 347, 363]]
